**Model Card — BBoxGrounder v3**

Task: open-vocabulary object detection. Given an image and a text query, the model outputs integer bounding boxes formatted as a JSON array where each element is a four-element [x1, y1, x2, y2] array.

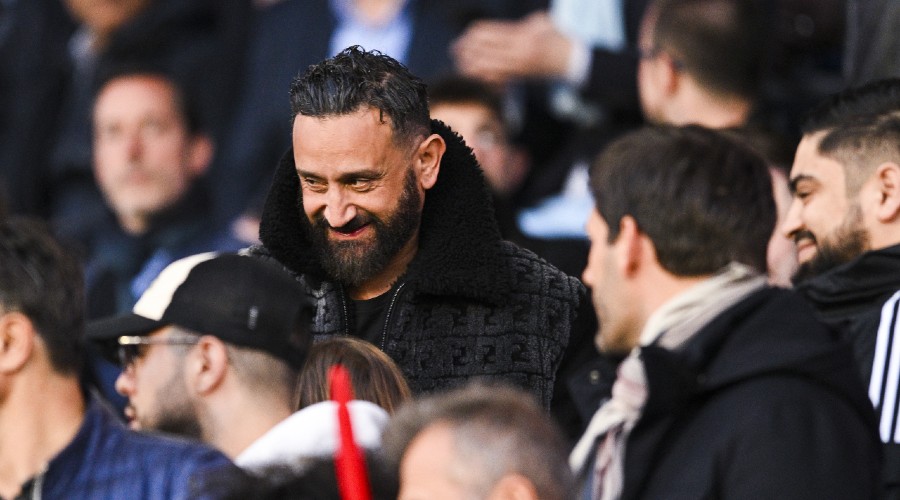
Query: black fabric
[[610, 287, 880, 499], [796, 243, 900, 499], [254, 120, 593, 414], [87, 254, 311, 370], [351, 286, 396, 347]]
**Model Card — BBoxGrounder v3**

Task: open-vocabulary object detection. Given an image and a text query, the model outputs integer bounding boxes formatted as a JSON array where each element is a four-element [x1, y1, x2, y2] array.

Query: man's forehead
[[790, 133, 846, 186]]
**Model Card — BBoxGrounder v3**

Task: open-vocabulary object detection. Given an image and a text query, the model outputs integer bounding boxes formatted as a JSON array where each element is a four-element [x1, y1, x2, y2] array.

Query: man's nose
[[115, 367, 136, 397], [323, 189, 358, 229], [780, 198, 803, 240]]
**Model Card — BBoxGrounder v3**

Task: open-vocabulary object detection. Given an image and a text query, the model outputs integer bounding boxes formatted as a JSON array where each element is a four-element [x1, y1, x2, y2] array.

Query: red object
[[329, 364, 372, 500]]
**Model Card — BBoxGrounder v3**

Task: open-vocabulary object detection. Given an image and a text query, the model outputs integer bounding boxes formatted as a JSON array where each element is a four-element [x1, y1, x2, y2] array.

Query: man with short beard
[[251, 46, 595, 430], [782, 77, 900, 499], [88, 252, 313, 464]]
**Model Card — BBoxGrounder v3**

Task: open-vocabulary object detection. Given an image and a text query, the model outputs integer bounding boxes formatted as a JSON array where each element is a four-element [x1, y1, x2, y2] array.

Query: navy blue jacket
[[14, 396, 239, 500]]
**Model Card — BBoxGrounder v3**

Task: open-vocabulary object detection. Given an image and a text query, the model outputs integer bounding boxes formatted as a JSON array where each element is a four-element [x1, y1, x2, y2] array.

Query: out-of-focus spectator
[[429, 75, 528, 201], [784, 78, 900, 498], [382, 382, 575, 500], [719, 126, 800, 287], [636, 0, 769, 128], [296, 336, 411, 414], [83, 67, 244, 319], [428, 74, 591, 278], [80, 67, 245, 417], [0, 0, 250, 237], [452, 1, 648, 238], [0, 217, 240, 499]]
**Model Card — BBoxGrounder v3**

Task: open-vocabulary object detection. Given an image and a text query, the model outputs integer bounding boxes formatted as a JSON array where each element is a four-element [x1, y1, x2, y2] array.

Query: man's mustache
[[793, 230, 816, 245], [313, 213, 373, 234]]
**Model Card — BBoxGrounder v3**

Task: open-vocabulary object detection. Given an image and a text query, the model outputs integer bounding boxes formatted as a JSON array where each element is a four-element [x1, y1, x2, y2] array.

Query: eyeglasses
[[116, 335, 199, 369], [638, 45, 684, 71]]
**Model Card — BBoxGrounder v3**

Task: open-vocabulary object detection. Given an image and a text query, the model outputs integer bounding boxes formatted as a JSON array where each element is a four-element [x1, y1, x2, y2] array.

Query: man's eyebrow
[[295, 169, 385, 182], [336, 169, 384, 183], [788, 174, 817, 194]]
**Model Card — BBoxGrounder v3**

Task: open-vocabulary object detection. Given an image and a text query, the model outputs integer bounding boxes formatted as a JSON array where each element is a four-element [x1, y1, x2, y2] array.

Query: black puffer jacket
[[797, 244, 900, 499], [253, 120, 592, 409]]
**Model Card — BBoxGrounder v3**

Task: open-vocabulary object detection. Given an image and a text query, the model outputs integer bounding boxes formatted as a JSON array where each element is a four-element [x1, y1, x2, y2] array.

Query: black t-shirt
[[350, 285, 397, 347]]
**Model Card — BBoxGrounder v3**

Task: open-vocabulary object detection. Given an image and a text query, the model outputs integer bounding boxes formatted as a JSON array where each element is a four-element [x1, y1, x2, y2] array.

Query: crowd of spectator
[[1, 0, 900, 498]]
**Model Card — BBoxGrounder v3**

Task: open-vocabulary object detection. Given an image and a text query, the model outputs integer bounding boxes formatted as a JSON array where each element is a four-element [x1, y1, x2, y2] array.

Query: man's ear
[[187, 134, 215, 177], [486, 473, 540, 500], [874, 162, 900, 222], [615, 215, 644, 277], [658, 51, 681, 97], [0, 312, 36, 373], [415, 133, 446, 190], [188, 336, 229, 395]]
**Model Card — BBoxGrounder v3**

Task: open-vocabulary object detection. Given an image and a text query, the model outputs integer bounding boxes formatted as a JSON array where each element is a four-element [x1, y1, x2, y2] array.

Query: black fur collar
[[258, 119, 514, 303]]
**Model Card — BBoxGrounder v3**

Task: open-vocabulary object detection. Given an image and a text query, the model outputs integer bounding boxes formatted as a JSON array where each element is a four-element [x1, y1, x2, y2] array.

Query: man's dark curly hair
[[289, 46, 431, 147]]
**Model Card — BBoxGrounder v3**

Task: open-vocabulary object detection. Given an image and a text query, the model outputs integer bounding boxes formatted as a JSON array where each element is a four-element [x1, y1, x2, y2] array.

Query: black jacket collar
[[796, 243, 900, 312], [259, 119, 514, 303]]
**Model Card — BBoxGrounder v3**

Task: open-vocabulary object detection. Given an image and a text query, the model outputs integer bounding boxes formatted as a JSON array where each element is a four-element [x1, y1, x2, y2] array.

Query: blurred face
[[293, 108, 425, 289], [782, 133, 871, 283], [431, 102, 517, 196], [636, 6, 665, 123], [93, 75, 209, 234], [582, 210, 641, 354], [114, 327, 201, 438], [767, 167, 799, 286], [399, 424, 473, 500]]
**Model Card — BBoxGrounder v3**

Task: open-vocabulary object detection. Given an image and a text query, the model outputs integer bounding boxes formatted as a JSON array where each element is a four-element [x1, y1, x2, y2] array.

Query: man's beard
[[792, 204, 870, 284], [308, 168, 421, 289], [149, 363, 203, 440]]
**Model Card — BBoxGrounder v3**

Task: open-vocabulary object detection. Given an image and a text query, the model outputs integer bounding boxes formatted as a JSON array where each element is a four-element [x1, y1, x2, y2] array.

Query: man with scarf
[[251, 46, 596, 427], [571, 125, 879, 499]]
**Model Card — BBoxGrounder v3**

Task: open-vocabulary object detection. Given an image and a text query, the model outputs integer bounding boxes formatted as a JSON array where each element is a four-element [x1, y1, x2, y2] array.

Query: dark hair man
[[0, 217, 239, 499], [88, 252, 329, 468], [251, 46, 594, 422], [782, 77, 900, 498], [637, 0, 768, 128], [382, 382, 575, 500], [86, 67, 244, 318], [572, 125, 879, 499]]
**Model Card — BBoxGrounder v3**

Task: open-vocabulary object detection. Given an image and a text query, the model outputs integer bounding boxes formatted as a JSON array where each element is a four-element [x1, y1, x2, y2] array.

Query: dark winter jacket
[[615, 287, 880, 499], [797, 244, 900, 499], [11, 395, 239, 500], [254, 120, 593, 410]]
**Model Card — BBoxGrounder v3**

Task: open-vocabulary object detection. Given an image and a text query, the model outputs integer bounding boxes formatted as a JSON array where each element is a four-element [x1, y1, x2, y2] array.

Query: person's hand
[[452, 11, 574, 86]]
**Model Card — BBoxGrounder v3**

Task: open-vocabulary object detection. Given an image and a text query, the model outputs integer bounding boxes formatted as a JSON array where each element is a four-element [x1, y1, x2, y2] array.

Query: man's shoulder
[[497, 240, 585, 288], [49, 400, 240, 499]]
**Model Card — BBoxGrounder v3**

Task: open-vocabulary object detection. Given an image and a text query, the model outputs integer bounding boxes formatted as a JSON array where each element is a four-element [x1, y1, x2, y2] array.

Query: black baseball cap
[[87, 252, 312, 368]]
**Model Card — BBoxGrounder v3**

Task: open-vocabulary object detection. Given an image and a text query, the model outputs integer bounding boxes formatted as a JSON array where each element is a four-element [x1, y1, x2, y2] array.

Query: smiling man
[[251, 46, 595, 421], [782, 77, 900, 498]]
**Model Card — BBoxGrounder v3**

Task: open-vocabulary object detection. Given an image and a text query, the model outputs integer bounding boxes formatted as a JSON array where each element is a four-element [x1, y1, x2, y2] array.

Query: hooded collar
[[640, 287, 868, 418], [259, 119, 513, 303], [796, 243, 900, 312]]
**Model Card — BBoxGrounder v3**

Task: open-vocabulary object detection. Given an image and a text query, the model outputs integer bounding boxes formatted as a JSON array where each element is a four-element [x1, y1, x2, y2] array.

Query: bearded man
[[782, 77, 900, 499], [250, 46, 595, 425]]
